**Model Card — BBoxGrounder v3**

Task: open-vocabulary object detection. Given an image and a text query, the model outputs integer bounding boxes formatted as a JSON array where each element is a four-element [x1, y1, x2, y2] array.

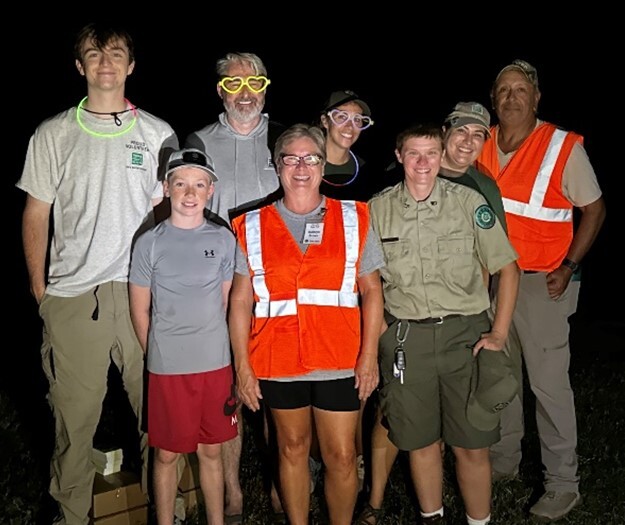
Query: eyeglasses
[[280, 154, 324, 167], [327, 109, 374, 130], [218, 75, 271, 94]]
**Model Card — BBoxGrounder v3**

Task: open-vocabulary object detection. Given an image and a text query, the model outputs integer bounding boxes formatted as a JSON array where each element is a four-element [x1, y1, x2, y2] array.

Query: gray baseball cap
[[466, 349, 518, 431], [445, 102, 492, 137], [495, 59, 539, 89]]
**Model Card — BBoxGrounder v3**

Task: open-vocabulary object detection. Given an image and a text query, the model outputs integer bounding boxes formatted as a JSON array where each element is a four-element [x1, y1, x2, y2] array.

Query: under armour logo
[[204, 249, 215, 258]]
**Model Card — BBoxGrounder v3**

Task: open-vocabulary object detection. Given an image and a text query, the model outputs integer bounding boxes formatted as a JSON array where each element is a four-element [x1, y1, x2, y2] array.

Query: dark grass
[[1, 315, 623, 524]]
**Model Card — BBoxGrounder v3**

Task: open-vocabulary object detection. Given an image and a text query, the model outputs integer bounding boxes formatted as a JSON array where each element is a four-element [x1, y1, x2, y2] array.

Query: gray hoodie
[[185, 113, 281, 227]]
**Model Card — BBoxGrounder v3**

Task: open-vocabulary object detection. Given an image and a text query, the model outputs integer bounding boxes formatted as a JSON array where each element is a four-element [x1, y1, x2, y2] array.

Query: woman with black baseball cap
[[318, 90, 376, 202]]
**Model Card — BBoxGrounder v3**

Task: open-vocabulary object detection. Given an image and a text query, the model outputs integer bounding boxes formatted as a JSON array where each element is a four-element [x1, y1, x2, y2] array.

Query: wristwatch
[[561, 258, 579, 272]]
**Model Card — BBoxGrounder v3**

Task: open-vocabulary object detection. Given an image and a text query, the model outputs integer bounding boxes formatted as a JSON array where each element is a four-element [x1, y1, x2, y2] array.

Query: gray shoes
[[529, 491, 581, 522], [491, 469, 519, 483]]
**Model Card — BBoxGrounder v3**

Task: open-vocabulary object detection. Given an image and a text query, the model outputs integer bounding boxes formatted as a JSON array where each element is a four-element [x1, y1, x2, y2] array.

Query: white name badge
[[303, 222, 324, 244]]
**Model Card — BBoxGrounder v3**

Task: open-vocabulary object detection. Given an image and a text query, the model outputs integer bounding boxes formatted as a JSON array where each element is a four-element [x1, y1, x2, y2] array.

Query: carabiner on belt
[[394, 320, 409, 384]]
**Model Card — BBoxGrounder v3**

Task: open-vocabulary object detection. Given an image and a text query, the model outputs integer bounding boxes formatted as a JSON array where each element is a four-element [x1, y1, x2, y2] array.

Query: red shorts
[[147, 365, 239, 453]]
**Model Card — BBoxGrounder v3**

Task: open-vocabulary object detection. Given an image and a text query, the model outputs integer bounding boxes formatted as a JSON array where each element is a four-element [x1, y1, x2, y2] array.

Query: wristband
[[561, 258, 579, 272]]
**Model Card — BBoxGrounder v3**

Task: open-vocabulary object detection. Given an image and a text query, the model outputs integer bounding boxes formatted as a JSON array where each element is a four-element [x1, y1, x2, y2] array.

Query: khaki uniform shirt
[[368, 178, 517, 320]]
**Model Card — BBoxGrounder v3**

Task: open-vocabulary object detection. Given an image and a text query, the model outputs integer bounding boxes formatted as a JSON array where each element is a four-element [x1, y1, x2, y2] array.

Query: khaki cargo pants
[[39, 281, 147, 525]]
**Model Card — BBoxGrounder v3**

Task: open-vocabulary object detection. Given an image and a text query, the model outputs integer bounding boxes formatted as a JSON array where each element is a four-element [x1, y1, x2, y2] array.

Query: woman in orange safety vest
[[229, 123, 384, 525]]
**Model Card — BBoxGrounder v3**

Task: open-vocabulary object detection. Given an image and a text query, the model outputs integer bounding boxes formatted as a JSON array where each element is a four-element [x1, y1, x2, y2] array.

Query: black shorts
[[259, 377, 360, 411]]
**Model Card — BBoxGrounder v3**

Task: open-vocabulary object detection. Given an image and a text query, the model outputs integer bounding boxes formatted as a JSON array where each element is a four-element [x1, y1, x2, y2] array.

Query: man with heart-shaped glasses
[[186, 53, 283, 230]]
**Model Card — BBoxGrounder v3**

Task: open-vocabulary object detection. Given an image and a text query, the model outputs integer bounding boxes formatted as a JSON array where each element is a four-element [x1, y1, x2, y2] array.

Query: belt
[[523, 270, 540, 274], [384, 310, 462, 325], [407, 314, 462, 324]]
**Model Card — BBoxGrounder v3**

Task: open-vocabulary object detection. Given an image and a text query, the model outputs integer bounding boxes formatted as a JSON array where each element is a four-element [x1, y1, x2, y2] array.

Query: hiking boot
[[529, 491, 581, 521]]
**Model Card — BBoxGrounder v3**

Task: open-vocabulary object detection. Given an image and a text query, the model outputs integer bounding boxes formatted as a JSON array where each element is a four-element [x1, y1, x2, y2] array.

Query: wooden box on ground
[[181, 487, 204, 512], [91, 505, 148, 525], [178, 453, 203, 511], [91, 471, 148, 523]]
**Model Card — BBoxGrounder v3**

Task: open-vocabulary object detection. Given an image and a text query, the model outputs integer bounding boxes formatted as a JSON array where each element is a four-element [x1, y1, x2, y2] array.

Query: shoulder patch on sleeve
[[475, 204, 495, 229]]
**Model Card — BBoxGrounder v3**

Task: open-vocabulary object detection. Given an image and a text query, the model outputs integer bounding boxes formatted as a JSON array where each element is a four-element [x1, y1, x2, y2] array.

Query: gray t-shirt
[[129, 219, 235, 375], [16, 106, 178, 297], [234, 197, 385, 381]]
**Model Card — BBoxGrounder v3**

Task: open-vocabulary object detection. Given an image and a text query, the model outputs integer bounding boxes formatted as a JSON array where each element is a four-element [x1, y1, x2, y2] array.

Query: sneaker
[[309, 456, 322, 493], [529, 491, 581, 521], [492, 469, 519, 483], [421, 514, 446, 524], [356, 454, 365, 492]]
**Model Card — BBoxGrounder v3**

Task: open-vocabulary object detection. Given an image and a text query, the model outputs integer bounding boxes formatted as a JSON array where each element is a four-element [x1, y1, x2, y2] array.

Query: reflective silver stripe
[[298, 288, 359, 307], [255, 299, 298, 318], [502, 197, 572, 222], [245, 211, 270, 304], [341, 201, 359, 295], [247, 201, 360, 318], [502, 129, 573, 223]]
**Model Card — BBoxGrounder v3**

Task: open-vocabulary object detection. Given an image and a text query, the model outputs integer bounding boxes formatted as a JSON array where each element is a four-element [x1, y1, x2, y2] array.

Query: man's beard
[[225, 97, 263, 124]]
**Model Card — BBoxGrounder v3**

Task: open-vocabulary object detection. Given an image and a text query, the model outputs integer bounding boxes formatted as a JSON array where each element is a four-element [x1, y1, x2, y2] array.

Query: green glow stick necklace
[[76, 96, 137, 138]]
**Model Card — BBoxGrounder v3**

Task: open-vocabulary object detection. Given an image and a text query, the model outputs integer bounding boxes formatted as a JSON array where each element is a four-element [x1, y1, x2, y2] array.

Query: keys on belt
[[393, 321, 409, 384]]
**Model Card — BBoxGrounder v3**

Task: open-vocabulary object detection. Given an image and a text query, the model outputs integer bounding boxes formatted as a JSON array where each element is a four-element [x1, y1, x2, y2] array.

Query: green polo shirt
[[368, 178, 517, 320]]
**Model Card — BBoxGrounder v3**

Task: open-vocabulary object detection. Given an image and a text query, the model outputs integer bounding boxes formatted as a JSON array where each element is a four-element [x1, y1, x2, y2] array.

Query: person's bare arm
[[354, 270, 384, 401], [22, 195, 51, 303], [473, 261, 520, 355], [547, 197, 606, 299], [129, 283, 151, 354], [228, 273, 261, 411]]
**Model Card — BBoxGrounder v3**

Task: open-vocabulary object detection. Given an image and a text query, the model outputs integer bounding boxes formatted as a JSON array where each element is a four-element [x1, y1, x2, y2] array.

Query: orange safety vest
[[476, 122, 582, 272], [231, 198, 369, 378]]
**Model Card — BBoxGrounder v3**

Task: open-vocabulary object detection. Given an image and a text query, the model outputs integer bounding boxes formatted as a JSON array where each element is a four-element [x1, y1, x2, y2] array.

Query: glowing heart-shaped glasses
[[327, 109, 374, 130], [219, 75, 271, 94]]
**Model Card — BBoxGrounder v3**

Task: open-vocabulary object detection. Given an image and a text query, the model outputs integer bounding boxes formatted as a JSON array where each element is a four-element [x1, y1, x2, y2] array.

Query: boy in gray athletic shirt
[[129, 148, 237, 525]]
